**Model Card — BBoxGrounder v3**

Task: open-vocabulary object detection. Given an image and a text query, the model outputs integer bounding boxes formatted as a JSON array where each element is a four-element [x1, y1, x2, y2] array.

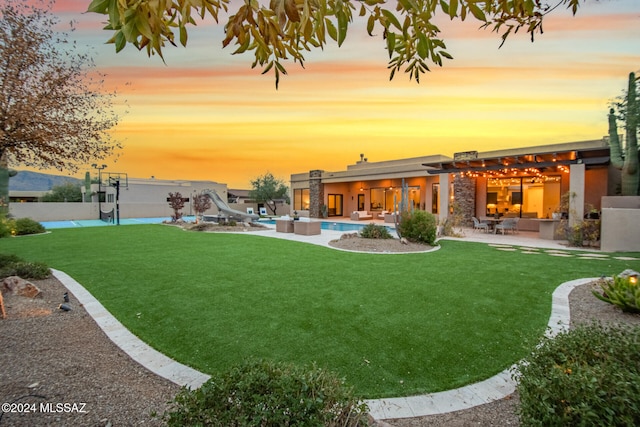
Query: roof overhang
[[422, 147, 610, 175]]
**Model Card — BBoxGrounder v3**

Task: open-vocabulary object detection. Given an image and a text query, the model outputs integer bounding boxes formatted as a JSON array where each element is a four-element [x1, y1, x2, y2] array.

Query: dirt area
[[328, 233, 432, 253], [2, 251, 639, 426]]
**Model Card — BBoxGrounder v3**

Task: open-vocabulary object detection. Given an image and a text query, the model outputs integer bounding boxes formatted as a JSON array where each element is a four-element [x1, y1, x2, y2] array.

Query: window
[[486, 176, 561, 218], [370, 186, 420, 211], [293, 189, 310, 210]]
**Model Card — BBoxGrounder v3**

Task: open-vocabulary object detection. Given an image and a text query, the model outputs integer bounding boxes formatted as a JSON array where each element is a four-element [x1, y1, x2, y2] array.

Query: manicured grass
[[2, 225, 639, 398]]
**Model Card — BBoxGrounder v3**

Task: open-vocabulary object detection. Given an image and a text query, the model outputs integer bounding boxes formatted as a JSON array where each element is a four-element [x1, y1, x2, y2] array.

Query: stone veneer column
[[453, 174, 476, 227], [308, 170, 324, 218]]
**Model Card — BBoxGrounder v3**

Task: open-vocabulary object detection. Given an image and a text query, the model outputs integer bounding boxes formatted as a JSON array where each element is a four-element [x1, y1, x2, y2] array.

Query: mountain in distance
[[9, 170, 82, 191]]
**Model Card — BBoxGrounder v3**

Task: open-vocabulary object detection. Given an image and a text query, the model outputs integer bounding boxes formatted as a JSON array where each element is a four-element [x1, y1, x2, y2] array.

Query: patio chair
[[472, 217, 489, 233], [495, 218, 518, 235]]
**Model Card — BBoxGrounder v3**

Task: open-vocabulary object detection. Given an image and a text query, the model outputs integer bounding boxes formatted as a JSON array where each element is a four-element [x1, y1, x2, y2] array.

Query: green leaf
[[386, 32, 395, 59], [467, 2, 486, 21], [439, 0, 449, 15], [325, 18, 337, 41], [381, 9, 402, 31], [87, 0, 110, 14], [366, 14, 376, 35], [114, 31, 126, 53], [336, 11, 348, 46], [449, 0, 458, 19], [417, 33, 428, 59]]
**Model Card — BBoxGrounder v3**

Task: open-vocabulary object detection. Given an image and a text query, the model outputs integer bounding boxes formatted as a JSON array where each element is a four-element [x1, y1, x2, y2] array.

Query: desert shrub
[[0, 252, 50, 279], [592, 271, 640, 313], [359, 223, 392, 239], [397, 210, 437, 245], [13, 218, 45, 235], [516, 322, 640, 427], [0, 253, 22, 268], [163, 359, 369, 427], [0, 261, 50, 280]]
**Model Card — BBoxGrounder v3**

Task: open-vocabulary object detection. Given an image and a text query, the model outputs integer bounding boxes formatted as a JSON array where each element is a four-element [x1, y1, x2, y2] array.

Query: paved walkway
[[50, 223, 633, 421]]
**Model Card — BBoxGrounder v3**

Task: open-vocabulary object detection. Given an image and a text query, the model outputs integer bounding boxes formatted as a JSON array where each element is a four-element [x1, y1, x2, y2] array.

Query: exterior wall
[[9, 178, 232, 221], [10, 202, 97, 221], [584, 167, 608, 210], [596, 197, 640, 252], [601, 210, 640, 251]]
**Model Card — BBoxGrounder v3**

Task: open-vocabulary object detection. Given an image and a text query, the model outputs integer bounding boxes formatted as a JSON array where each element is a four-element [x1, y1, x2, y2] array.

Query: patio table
[[481, 217, 502, 233]]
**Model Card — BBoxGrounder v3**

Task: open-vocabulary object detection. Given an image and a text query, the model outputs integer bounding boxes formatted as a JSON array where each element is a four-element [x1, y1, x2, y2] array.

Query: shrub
[[359, 223, 392, 239], [0, 253, 50, 279], [516, 322, 640, 426], [0, 253, 22, 268], [0, 217, 12, 238], [14, 218, 45, 235], [163, 359, 369, 427], [397, 210, 437, 245], [592, 271, 640, 313]]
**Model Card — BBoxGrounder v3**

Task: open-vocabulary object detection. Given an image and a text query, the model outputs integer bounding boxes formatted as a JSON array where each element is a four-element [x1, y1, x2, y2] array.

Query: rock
[[618, 269, 639, 279], [400, 237, 409, 245], [2, 276, 42, 298]]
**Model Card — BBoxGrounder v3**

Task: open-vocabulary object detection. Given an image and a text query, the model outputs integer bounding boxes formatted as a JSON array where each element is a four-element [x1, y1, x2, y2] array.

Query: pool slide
[[203, 190, 260, 222]]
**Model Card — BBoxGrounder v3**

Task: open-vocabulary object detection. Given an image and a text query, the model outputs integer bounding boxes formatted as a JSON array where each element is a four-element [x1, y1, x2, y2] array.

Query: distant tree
[[0, 1, 122, 172], [88, 0, 583, 87], [250, 173, 290, 215], [192, 192, 212, 221], [168, 192, 186, 221], [41, 182, 83, 202]]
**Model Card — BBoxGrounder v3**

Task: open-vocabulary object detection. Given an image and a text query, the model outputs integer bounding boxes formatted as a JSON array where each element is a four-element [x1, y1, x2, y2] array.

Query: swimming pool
[[40, 217, 391, 232], [263, 220, 393, 232]]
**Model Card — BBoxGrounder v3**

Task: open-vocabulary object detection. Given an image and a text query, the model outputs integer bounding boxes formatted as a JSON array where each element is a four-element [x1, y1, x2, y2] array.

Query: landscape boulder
[[2, 276, 42, 299]]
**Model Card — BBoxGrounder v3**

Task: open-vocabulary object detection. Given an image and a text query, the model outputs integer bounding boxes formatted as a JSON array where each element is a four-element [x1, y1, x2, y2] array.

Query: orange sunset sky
[[36, 0, 640, 188]]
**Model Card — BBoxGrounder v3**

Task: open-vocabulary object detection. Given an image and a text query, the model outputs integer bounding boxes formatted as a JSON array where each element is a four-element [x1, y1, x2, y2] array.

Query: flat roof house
[[291, 138, 614, 234]]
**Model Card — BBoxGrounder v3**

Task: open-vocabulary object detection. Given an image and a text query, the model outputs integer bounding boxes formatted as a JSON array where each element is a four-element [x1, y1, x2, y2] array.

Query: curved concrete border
[[51, 268, 595, 421]]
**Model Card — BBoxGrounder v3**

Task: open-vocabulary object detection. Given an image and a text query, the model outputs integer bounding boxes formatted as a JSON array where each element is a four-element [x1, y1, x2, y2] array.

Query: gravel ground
[[1, 235, 638, 426]]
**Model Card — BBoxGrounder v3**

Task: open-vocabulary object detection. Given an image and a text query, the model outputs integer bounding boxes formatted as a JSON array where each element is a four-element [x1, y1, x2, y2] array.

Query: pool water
[[263, 220, 393, 232], [41, 217, 391, 232]]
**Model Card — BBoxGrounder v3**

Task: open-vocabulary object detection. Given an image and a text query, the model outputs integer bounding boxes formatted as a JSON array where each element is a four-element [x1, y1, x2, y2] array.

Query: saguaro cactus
[[608, 72, 639, 196]]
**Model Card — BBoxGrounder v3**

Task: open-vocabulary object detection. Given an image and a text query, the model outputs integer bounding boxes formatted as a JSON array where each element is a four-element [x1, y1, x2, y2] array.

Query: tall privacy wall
[[10, 202, 290, 222], [600, 196, 640, 252]]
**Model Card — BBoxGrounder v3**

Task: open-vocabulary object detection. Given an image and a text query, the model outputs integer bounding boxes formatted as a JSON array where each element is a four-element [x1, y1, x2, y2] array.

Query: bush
[[592, 271, 640, 313], [0, 253, 50, 279], [397, 210, 437, 245], [14, 218, 45, 235], [163, 359, 369, 427], [0, 214, 14, 238], [0, 253, 22, 268], [516, 322, 640, 426], [359, 223, 392, 239]]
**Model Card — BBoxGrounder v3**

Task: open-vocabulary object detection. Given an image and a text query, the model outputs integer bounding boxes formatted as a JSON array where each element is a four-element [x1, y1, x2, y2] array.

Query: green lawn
[[2, 225, 639, 398]]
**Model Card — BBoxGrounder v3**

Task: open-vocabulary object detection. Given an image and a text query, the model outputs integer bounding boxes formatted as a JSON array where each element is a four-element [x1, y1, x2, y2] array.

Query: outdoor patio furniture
[[472, 217, 489, 233], [495, 218, 519, 234], [293, 218, 321, 235], [275, 217, 294, 233], [350, 211, 373, 221]]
